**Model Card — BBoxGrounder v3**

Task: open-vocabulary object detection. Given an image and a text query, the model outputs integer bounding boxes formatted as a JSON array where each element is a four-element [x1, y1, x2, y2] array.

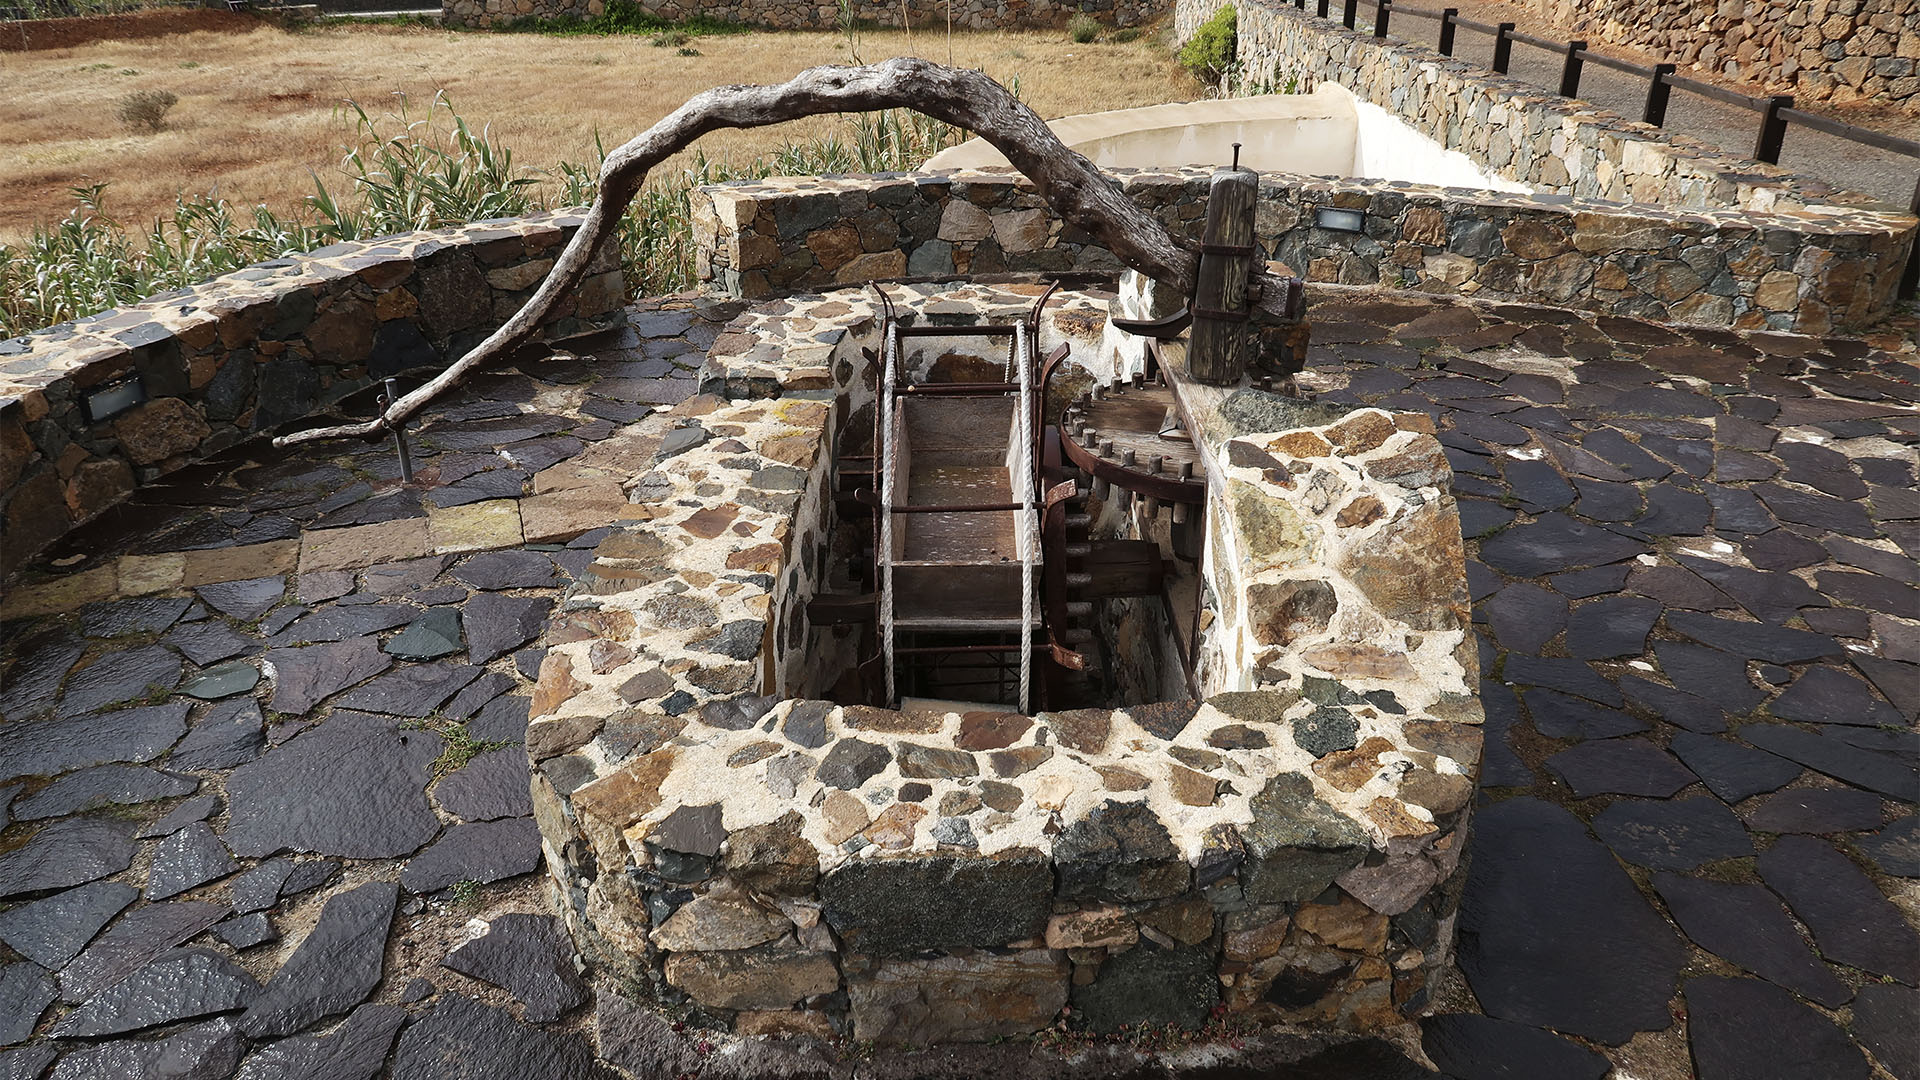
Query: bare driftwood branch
[[276, 57, 1278, 447]]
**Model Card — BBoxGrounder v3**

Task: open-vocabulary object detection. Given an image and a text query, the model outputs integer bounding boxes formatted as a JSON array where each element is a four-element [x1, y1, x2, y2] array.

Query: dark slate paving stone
[[1477, 683, 1534, 787], [45, 1017, 242, 1080], [12, 765, 197, 820], [266, 606, 417, 647], [1653, 641, 1767, 711], [233, 1002, 406, 1080], [259, 606, 308, 637], [1591, 797, 1752, 870], [239, 880, 398, 1039], [451, 551, 556, 591], [1821, 570, 1920, 620], [1626, 565, 1734, 611], [50, 947, 258, 1038], [0, 818, 137, 899], [1465, 561, 1500, 603], [1483, 584, 1565, 654], [463, 594, 552, 666], [1617, 676, 1729, 734], [1572, 478, 1644, 522], [0, 1044, 56, 1080], [1851, 983, 1920, 1080], [433, 749, 532, 822], [147, 823, 239, 900], [1686, 976, 1871, 1080], [384, 609, 464, 662], [1776, 441, 1868, 500], [1759, 834, 1920, 983], [194, 578, 286, 622], [1698, 483, 1778, 535], [212, 913, 277, 951], [1458, 797, 1686, 1045], [230, 860, 298, 915], [0, 961, 55, 1044], [500, 436, 585, 475], [1745, 788, 1888, 833], [1673, 556, 1826, 625], [164, 622, 260, 668], [1501, 655, 1623, 707], [1478, 512, 1649, 577], [1565, 595, 1661, 660], [1769, 665, 1905, 728], [1859, 815, 1919, 877], [1653, 873, 1850, 1007], [1419, 1012, 1607, 1080], [1640, 435, 1715, 478], [1740, 528, 1827, 572], [58, 900, 227, 1003], [333, 663, 482, 719], [1825, 536, 1920, 583], [1755, 483, 1878, 538], [0, 881, 137, 970], [360, 556, 451, 598], [1548, 564, 1630, 599], [1635, 484, 1711, 536], [55, 646, 182, 719], [1544, 739, 1696, 797], [427, 469, 529, 508], [1501, 459, 1573, 512], [180, 661, 260, 701], [79, 597, 193, 638], [1522, 688, 1647, 740], [170, 699, 266, 772], [1670, 732, 1803, 802], [1666, 612, 1843, 664], [0, 632, 85, 722], [263, 639, 393, 717], [391, 993, 619, 1080], [442, 671, 515, 721], [223, 711, 443, 859], [1714, 448, 1778, 482], [1851, 654, 1920, 721], [466, 695, 530, 743], [440, 913, 586, 1023], [1456, 498, 1515, 538], [1741, 725, 1919, 799], [400, 818, 543, 894], [1578, 429, 1671, 479]]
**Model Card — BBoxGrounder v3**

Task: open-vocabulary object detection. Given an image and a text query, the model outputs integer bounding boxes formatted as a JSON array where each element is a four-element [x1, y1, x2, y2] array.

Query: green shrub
[[1110, 26, 1140, 42], [650, 30, 688, 45], [1178, 5, 1236, 83], [115, 89, 178, 133], [1067, 12, 1098, 43]]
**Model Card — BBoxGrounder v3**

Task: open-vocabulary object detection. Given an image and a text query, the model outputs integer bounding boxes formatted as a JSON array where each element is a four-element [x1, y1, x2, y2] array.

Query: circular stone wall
[[528, 283, 1483, 1045]]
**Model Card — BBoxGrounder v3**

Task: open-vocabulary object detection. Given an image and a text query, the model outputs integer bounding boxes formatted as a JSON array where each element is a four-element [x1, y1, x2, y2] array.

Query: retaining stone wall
[[0, 211, 625, 576], [443, 0, 1160, 30], [527, 282, 1482, 1044], [692, 168, 1915, 337], [1527, 0, 1920, 113]]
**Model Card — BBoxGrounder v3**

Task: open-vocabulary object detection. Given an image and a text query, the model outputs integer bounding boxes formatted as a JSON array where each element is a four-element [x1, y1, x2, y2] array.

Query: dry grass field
[[0, 16, 1205, 241]]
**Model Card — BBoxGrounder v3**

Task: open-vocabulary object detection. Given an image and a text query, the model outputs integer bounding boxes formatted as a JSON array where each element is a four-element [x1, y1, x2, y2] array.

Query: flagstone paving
[[0, 288, 1913, 1079]]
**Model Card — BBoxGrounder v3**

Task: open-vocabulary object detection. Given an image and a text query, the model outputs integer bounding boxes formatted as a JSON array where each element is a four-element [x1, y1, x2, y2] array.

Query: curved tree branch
[[276, 58, 1263, 447]]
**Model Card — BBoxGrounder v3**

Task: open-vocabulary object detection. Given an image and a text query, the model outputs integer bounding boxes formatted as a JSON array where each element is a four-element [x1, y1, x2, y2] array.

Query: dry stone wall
[[444, 0, 1160, 30], [1528, 0, 1920, 113], [0, 211, 625, 576], [693, 168, 1914, 336], [525, 282, 1483, 1045]]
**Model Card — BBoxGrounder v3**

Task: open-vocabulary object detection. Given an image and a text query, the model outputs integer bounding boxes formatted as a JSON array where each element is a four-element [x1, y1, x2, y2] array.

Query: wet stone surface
[[0, 289, 1915, 1078]]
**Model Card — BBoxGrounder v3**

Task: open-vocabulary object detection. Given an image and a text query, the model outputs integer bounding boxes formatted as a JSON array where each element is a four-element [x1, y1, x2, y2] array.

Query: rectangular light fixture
[[81, 375, 146, 425], [1314, 207, 1367, 233]]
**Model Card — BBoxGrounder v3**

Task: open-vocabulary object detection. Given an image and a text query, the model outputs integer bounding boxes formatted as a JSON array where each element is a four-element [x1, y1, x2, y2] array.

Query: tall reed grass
[[0, 92, 961, 338]]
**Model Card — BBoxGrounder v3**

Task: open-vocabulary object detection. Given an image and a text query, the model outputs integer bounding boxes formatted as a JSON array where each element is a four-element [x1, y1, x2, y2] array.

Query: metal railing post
[[1560, 40, 1586, 98], [1318, 0, 1329, 17], [1438, 7, 1456, 53], [1643, 62, 1675, 125], [1375, 0, 1391, 37], [1343, 0, 1358, 29], [1492, 22, 1515, 74], [1754, 95, 1792, 163]]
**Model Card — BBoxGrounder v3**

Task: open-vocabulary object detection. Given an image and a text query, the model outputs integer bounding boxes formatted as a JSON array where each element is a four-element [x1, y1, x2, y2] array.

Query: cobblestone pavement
[[0, 288, 1915, 1080]]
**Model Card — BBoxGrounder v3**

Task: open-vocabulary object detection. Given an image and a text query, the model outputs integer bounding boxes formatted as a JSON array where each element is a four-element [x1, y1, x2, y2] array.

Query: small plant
[[650, 29, 687, 45], [676, 45, 701, 55], [1111, 26, 1139, 42], [1178, 5, 1236, 84], [447, 879, 482, 907], [178, 61, 200, 69], [116, 89, 179, 133], [1067, 12, 1098, 42]]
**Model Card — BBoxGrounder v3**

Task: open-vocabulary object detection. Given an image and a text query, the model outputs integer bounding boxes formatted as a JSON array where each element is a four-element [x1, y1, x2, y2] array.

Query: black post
[[1754, 95, 1792, 163], [1438, 7, 1456, 53], [1318, 0, 1329, 17], [1375, 0, 1390, 37], [1343, 0, 1358, 29], [1901, 174, 1919, 300], [1643, 62, 1675, 125], [1559, 40, 1586, 98], [1492, 22, 1514, 73]]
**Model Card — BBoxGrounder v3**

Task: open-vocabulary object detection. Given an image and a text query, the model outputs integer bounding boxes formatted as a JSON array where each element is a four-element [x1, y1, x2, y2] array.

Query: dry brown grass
[[0, 20, 1205, 241]]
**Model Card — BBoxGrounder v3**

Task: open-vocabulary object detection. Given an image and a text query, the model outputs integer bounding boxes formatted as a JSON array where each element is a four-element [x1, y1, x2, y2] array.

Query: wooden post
[[1188, 152, 1258, 387]]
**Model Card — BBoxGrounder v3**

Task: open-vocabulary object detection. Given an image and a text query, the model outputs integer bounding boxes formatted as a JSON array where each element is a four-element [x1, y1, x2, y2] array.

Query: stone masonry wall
[[1527, 0, 1920, 113], [525, 283, 1483, 1045], [692, 169, 1915, 337], [0, 212, 625, 577], [445, 0, 1161, 30]]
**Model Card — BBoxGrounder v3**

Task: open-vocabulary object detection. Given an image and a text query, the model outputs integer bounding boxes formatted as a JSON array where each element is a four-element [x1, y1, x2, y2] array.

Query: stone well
[[527, 282, 1482, 1045]]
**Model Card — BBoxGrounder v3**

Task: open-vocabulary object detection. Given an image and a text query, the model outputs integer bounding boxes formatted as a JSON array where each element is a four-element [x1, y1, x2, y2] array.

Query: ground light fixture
[[80, 375, 146, 424], [1314, 206, 1368, 233]]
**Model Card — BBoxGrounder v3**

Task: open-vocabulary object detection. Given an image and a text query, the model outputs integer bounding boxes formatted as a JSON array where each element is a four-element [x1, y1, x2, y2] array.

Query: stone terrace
[[0, 286, 1915, 1079]]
